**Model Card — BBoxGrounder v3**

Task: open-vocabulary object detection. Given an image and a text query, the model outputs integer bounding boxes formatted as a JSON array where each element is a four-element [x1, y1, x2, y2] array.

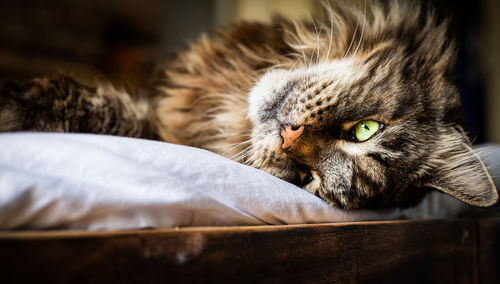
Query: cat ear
[[425, 127, 498, 207]]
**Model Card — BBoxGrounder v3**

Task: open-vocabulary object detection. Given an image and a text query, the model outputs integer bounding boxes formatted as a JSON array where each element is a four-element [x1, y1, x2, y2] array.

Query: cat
[[0, 0, 498, 210]]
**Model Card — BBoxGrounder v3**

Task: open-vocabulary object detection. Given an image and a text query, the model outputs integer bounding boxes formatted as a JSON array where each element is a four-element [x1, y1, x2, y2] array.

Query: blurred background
[[0, 0, 499, 143]]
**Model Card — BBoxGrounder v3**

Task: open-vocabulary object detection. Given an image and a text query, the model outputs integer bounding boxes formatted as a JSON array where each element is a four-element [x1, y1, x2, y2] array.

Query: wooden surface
[[478, 219, 500, 283], [0, 219, 498, 283]]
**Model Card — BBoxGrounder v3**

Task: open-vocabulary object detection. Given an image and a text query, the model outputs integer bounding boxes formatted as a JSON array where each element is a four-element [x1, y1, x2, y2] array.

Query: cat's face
[[248, 53, 435, 209], [245, 2, 498, 209]]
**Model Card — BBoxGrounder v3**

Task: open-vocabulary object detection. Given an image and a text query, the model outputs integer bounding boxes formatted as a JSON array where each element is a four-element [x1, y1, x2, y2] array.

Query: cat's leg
[[0, 76, 158, 139]]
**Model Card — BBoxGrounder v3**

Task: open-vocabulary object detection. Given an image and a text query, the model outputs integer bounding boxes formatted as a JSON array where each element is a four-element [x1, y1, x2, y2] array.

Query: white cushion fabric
[[0, 133, 482, 230]]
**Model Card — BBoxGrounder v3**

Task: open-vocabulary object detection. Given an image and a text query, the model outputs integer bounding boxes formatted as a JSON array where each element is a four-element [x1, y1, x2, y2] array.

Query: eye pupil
[[302, 173, 314, 187]]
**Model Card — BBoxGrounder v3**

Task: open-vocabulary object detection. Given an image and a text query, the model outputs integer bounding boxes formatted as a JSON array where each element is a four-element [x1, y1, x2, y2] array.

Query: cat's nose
[[281, 125, 304, 149]]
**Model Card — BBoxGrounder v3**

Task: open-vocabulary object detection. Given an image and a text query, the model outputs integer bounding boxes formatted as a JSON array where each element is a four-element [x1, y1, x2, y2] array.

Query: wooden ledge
[[1, 218, 499, 283], [0, 219, 458, 239]]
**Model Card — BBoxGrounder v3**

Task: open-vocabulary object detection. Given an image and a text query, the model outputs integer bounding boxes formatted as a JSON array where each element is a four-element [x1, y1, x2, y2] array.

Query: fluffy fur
[[0, 0, 497, 209]]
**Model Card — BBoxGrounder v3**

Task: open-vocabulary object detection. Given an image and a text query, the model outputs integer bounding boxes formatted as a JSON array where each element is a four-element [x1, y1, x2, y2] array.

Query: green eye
[[353, 120, 381, 142]]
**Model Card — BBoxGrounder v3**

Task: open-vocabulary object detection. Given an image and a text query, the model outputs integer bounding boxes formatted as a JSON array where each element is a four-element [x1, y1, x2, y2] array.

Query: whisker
[[209, 140, 252, 151], [290, 57, 302, 70], [343, 9, 359, 59], [229, 145, 253, 161], [246, 147, 262, 167], [280, 27, 308, 68], [229, 145, 252, 160], [315, 24, 324, 65], [233, 151, 254, 164], [301, 6, 319, 68], [324, 0, 335, 61], [235, 149, 254, 163], [222, 143, 253, 156], [350, 0, 367, 61], [226, 129, 254, 134], [310, 19, 320, 67]]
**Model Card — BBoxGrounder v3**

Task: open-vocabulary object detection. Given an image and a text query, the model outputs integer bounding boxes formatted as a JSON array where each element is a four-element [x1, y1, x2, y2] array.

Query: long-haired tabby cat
[[0, 0, 498, 210]]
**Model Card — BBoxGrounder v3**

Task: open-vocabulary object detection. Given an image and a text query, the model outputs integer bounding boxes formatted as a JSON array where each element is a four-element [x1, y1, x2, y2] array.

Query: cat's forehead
[[248, 45, 416, 133]]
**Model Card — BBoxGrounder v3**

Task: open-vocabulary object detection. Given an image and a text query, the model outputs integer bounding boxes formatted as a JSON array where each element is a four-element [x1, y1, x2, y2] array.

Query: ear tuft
[[426, 128, 498, 207]]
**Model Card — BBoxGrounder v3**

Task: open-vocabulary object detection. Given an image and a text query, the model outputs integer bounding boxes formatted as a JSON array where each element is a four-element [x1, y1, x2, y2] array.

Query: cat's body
[[0, 1, 498, 209]]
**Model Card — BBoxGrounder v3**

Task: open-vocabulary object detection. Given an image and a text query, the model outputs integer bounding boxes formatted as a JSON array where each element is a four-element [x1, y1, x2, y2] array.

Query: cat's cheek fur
[[336, 140, 372, 156]]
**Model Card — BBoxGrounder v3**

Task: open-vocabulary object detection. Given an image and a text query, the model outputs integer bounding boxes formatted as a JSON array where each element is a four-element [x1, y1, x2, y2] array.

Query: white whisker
[[235, 150, 254, 163], [280, 27, 308, 68], [290, 57, 302, 70], [350, 0, 367, 61], [229, 145, 253, 161], [343, 11, 359, 59], [324, 1, 335, 61], [209, 140, 251, 151], [310, 19, 320, 67], [315, 24, 324, 65]]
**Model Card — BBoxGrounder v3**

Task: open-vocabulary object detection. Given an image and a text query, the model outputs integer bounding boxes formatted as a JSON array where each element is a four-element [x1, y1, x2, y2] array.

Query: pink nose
[[281, 125, 304, 149]]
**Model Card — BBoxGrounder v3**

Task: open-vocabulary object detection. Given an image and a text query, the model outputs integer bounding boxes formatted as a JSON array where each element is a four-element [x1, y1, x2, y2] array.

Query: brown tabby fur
[[0, 0, 497, 209]]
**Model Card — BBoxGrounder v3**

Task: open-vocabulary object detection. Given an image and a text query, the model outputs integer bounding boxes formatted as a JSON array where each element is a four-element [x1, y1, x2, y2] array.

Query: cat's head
[[246, 1, 498, 209]]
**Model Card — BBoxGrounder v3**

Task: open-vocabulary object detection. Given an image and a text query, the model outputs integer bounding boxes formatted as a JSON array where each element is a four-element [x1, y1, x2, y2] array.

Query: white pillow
[[0, 133, 483, 230]]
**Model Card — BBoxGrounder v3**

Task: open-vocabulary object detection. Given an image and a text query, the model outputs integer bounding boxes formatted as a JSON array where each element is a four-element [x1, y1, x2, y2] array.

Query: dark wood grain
[[0, 219, 481, 284], [478, 218, 500, 284]]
